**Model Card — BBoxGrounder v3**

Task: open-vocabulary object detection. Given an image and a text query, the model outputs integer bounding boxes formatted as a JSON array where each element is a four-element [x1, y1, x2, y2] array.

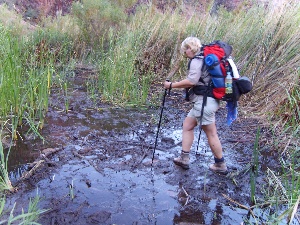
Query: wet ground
[[4, 73, 274, 225]]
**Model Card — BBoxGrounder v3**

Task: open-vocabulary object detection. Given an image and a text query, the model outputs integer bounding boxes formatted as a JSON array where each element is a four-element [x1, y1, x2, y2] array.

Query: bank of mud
[[4, 73, 274, 224]]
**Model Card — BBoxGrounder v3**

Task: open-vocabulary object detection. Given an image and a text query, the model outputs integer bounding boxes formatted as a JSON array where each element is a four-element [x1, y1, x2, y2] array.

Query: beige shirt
[[186, 56, 211, 86], [186, 55, 211, 102]]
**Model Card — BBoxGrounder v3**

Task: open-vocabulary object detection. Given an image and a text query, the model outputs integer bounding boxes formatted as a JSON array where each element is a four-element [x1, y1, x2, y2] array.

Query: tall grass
[[0, 0, 299, 223], [0, 15, 79, 139], [247, 127, 299, 223], [94, 8, 186, 105], [75, 0, 299, 115], [0, 0, 298, 138], [71, 0, 127, 48], [0, 25, 55, 139]]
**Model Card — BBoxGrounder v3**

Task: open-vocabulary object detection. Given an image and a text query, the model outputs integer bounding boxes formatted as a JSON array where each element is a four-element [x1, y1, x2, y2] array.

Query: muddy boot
[[173, 151, 190, 170], [209, 158, 228, 174]]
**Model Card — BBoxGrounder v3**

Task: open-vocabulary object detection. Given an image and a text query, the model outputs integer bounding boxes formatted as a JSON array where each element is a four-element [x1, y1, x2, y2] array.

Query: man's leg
[[202, 123, 227, 174], [182, 116, 198, 152], [173, 116, 197, 169], [202, 123, 222, 158]]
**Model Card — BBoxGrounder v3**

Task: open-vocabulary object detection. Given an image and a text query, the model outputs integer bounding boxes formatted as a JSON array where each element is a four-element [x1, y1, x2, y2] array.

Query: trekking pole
[[196, 127, 202, 154], [196, 111, 203, 155], [196, 94, 207, 154], [152, 79, 171, 164]]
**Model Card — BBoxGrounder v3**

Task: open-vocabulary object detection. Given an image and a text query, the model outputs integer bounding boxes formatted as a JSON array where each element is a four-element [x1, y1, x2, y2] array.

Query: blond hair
[[181, 37, 202, 54]]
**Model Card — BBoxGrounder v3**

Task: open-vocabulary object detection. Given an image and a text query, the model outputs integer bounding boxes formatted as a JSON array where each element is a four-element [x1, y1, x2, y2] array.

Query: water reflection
[[4, 138, 38, 181], [4, 98, 250, 224]]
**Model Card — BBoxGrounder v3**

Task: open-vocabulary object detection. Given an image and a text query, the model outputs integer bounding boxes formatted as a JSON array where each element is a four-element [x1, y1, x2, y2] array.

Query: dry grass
[[0, 4, 35, 36], [242, 1, 300, 128]]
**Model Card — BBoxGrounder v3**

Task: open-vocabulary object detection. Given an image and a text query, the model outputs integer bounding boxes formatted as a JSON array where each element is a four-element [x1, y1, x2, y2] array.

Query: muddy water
[[5, 75, 264, 224]]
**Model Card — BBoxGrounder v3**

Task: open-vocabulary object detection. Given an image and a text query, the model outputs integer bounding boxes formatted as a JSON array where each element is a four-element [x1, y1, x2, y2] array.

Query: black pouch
[[192, 85, 208, 95], [224, 77, 252, 102], [235, 76, 252, 94]]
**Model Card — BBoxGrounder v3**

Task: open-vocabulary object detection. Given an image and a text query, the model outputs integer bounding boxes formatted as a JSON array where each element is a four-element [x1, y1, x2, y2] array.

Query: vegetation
[[0, 140, 47, 224], [0, 0, 299, 224], [0, 190, 48, 225], [0, 138, 14, 192]]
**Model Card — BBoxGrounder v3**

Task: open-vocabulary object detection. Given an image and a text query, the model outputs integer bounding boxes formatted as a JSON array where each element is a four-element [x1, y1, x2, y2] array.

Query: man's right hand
[[164, 81, 172, 89]]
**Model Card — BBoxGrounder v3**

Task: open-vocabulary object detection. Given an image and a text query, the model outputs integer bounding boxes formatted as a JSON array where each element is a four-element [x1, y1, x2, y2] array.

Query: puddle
[[4, 138, 41, 184], [3, 76, 271, 224], [34, 161, 178, 224]]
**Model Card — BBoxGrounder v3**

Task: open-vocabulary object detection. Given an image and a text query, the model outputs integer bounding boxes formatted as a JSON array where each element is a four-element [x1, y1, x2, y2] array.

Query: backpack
[[190, 40, 252, 103]]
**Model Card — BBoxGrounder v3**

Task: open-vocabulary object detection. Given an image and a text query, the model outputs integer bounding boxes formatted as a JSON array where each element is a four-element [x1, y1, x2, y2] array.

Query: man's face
[[184, 47, 194, 59]]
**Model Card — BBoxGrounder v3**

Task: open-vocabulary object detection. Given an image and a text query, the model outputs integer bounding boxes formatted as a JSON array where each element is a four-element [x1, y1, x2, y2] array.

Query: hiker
[[163, 36, 227, 174]]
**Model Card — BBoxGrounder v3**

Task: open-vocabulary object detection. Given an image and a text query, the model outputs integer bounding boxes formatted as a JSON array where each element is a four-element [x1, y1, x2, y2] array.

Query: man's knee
[[202, 123, 217, 136], [183, 117, 197, 131]]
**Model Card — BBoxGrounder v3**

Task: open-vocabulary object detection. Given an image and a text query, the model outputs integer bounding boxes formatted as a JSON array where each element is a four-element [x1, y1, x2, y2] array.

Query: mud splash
[[4, 73, 268, 224]]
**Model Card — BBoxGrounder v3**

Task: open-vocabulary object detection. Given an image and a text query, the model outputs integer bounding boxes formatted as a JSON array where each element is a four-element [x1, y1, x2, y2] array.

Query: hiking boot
[[173, 152, 190, 170], [209, 162, 228, 174]]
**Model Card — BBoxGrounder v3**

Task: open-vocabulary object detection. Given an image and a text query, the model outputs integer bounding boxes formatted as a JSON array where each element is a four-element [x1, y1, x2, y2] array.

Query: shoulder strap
[[187, 52, 204, 70]]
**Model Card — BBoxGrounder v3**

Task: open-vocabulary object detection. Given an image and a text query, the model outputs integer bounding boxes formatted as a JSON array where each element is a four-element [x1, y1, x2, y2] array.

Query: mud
[[4, 72, 275, 225]]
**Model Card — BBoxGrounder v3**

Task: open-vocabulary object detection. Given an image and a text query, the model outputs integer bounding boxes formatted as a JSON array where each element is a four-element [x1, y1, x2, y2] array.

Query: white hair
[[181, 37, 202, 54]]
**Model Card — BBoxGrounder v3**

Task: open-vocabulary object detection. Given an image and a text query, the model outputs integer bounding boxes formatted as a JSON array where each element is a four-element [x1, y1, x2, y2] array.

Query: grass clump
[[255, 145, 300, 224], [94, 7, 185, 105], [0, 192, 48, 225], [71, 0, 127, 47], [0, 25, 56, 139]]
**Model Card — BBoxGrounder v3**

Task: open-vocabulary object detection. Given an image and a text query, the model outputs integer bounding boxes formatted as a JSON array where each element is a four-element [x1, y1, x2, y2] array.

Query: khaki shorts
[[187, 96, 219, 125]]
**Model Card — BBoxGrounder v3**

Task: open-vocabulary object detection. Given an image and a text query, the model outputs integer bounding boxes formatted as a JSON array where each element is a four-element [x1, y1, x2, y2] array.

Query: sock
[[214, 157, 224, 163]]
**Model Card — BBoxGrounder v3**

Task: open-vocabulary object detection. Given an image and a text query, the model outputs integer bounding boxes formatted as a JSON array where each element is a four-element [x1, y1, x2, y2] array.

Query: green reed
[[0, 139, 13, 192], [1, 0, 297, 131], [0, 0, 298, 224], [72, 0, 299, 112], [247, 131, 300, 224], [250, 127, 260, 204], [63, 82, 69, 113], [0, 191, 48, 225], [71, 0, 126, 48], [256, 147, 300, 224], [0, 25, 55, 140], [21, 191, 48, 225], [275, 147, 300, 223], [91, 5, 188, 106]]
